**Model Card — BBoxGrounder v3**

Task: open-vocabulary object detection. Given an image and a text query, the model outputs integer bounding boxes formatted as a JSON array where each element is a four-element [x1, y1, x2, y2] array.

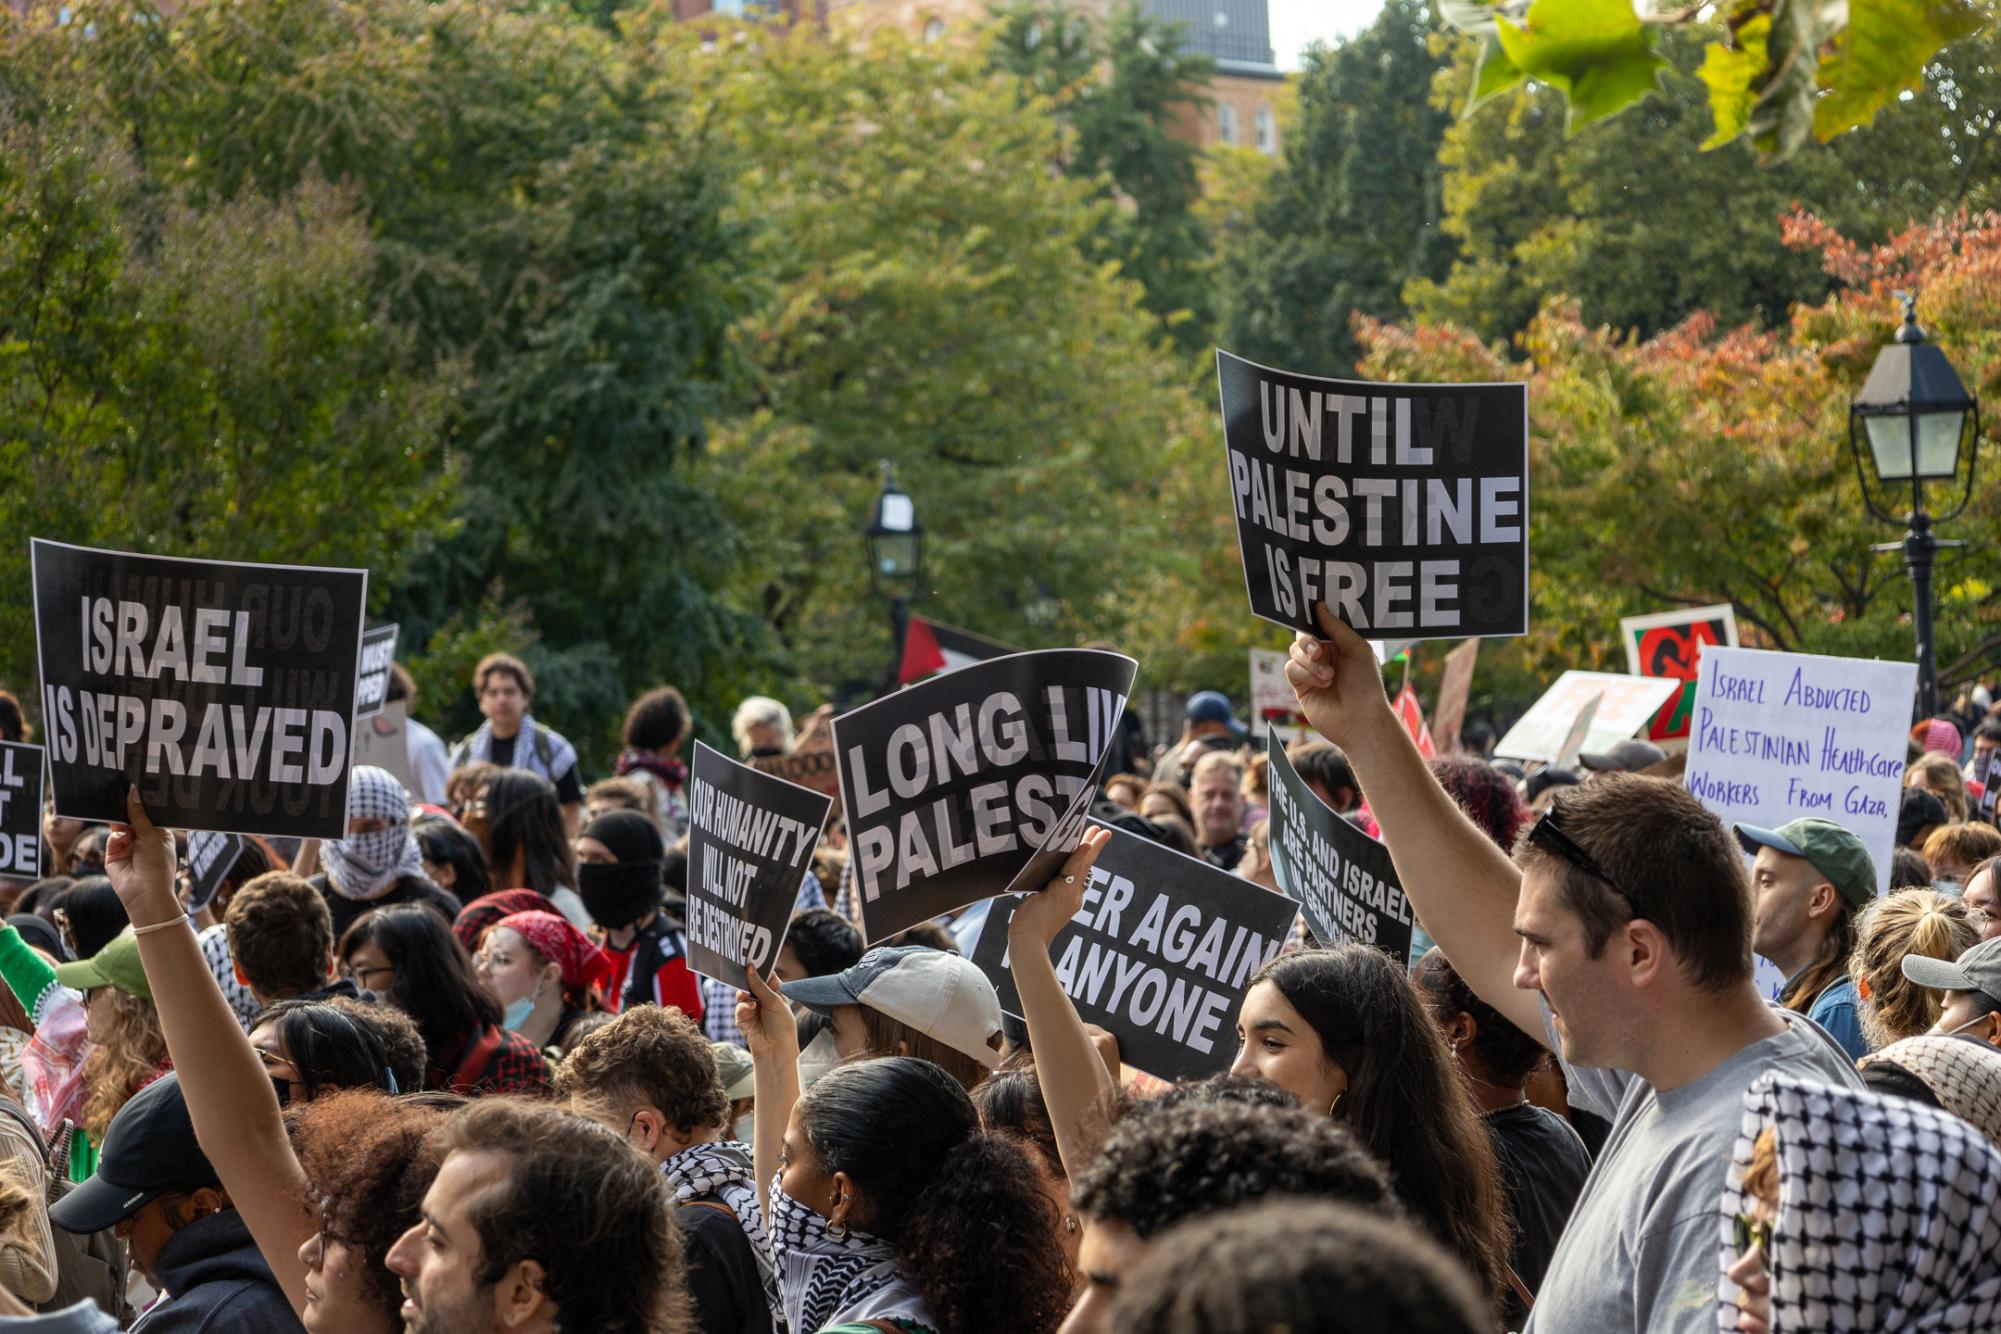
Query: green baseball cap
[[1734, 818, 1877, 909], [53, 929, 153, 1000]]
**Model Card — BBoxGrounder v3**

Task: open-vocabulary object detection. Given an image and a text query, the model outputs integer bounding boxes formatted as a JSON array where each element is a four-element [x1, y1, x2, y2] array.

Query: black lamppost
[[865, 461, 923, 692], [1848, 292, 1981, 721]]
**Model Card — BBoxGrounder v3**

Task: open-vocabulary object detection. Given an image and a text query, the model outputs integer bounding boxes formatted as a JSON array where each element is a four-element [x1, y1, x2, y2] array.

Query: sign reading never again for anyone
[[684, 741, 834, 991], [1217, 349, 1530, 642], [833, 648, 1138, 943], [1264, 733, 1415, 967], [31, 539, 368, 839], [970, 819, 1301, 1082]]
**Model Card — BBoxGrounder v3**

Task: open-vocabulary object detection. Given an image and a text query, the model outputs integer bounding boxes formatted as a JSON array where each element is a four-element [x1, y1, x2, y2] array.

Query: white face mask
[[732, 1111, 755, 1144], [1937, 878, 1965, 897], [1929, 1013, 1991, 1039]]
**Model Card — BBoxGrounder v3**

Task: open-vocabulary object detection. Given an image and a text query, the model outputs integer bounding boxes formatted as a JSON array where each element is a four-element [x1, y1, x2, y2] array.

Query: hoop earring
[[827, 1219, 848, 1241], [1328, 1091, 1345, 1118]]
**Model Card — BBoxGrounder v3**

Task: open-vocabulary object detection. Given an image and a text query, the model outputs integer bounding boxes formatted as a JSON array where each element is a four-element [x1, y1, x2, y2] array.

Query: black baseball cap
[[50, 1073, 220, 1233]]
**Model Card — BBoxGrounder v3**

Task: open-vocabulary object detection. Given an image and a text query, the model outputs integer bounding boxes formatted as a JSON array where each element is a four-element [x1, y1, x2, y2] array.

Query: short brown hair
[[435, 1099, 687, 1333], [585, 777, 651, 816], [1923, 822, 2001, 873], [860, 1004, 992, 1091], [225, 872, 333, 1000], [551, 1005, 727, 1138], [473, 652, 534, 700], [1515, 775, 1753, 992]]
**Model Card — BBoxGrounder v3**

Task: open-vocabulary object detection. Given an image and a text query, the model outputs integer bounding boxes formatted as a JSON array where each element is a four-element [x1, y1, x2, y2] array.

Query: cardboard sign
[[685, 741, 834, 990], [1433, 638, 1480, 754], [184, 831, 246, 911], [833, 648, 1138, 943], [1265, 734, 1415, 966], [31, 541, 367, 838], [1217, 349, 1529, 642], [968, 820, 1299, 1082], [1553, 694, 1602, 772], [749, 748, 840, 814], [1249, 648, 1310, 745], [1620, 605, 1738, 742], [354, 624, 400, 721], [1493, 671, 1681, 764], [0, 742, 45, 878], [1686, 647, 1915, 896]]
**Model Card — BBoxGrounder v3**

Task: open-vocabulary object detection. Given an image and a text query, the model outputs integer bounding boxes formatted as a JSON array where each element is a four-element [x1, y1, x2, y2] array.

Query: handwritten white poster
[[1494, 671, 1679, 764]]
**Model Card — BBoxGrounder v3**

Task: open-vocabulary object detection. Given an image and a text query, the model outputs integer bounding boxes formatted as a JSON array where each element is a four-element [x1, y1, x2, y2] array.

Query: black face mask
[[578, 860, 663, 931]]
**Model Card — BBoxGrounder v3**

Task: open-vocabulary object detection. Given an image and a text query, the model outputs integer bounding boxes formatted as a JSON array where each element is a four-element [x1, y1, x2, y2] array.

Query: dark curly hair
[[1428, 755, 1528, 851], [1125, 1073, 1300, 1117], [293, 1091, 450, 1321], [1110, 1200, 1489, 1334], [784, 908, 863, 978], [800, 1057, 1071, 1334], [226, 873, 333, 999], [552, 1004, 727, 1138], [1410, 947, 1547, 1087], [331, 998, 428, 1096], [1071, 1096, 1397, 1240], [1248, 947, 1509, 1317], [970, 1063, 1059, 1176], [622, 686, 691, 753]]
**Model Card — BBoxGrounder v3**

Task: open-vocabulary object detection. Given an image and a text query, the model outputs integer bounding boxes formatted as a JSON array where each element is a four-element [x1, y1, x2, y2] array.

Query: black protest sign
[[970, 820, 1300, 1082], [184, 831, 246, 911], [354, 625, 400, 721], [0, 742, 45, 878], [1265, 733, 1415, 964], [833, 648, 1138, 944], [1983, 747, 2001, 823], [1217, 349, 1529, 642], [31, 540, 368, 838], [685, 741, 833, 990]]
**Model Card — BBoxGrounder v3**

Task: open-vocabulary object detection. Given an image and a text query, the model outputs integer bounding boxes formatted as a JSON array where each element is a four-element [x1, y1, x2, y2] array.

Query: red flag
[[1393, 685, 1435, 759], [896, 617, 1016, 686]]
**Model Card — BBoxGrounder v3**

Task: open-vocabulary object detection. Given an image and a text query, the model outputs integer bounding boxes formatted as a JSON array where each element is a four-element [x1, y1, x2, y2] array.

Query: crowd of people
[[0, 627, 1999, 1332]]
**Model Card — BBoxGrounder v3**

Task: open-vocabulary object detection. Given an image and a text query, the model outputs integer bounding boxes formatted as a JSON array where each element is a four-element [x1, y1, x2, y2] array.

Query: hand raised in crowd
[[1008, 823, 1112, 953], [102, 785, 182, 923], [1285, 603, 1393, 748], [736, 963, 799, 1065]]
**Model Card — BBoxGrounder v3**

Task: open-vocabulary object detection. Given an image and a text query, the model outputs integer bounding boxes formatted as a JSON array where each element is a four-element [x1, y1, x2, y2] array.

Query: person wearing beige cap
[[1902, 936, 2001, 1048], [778, 944, 1004, 1092]]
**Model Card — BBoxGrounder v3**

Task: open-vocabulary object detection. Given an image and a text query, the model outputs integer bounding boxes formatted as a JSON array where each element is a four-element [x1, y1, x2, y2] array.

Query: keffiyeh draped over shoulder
[[1861, 1035, 2001, 1150], [1719, 1073, 2001, 1332]]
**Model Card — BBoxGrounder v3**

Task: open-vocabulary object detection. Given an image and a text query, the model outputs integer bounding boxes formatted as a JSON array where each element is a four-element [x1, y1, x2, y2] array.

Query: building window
[[1255, 105, 1275, 155], [1218, 103, 1237, 145], [923, 17, 945, 42]]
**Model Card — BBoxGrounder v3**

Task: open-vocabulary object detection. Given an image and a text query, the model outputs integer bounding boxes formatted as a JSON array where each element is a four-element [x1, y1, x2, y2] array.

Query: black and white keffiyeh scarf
[[322, 766, 424, 901], [663, 1141, 779, 1322], [768, 1175, 922, 1333], [1719, 1072, 2001, 1332]]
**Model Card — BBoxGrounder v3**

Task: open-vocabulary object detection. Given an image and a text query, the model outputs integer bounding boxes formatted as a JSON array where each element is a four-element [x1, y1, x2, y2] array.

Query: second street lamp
[[865, 461, 923, 693]]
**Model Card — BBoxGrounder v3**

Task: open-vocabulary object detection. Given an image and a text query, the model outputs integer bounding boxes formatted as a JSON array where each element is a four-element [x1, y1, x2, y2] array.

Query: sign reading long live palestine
[[1217, 349, 1530, 641]]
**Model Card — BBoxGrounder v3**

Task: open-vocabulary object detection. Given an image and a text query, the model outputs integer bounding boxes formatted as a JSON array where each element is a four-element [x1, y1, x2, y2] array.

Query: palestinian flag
[[898, 617, 1017, 685]]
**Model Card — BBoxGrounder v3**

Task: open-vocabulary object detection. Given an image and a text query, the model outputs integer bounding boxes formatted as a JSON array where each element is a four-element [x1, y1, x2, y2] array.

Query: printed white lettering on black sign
[[354, 625, 400, 721], [185, 831, 246, 912], [31, 539, 367, 838], [0, 742, 45, 878], [1265, 734, 1415, 965], [1218, 349, 1529, 641]]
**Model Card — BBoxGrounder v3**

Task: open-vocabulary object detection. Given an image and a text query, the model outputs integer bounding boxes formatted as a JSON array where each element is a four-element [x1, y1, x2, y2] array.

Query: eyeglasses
[[1733, 1211, 1774, 1256], [343, 964, 395, 991], [1526, 803, 1633, 905], [317, 1202, 361, 1253]]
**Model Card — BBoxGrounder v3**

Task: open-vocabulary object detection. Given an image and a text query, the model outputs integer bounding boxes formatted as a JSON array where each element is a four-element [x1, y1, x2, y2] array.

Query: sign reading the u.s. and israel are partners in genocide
[[353, 624, 400, 721], [31, 540, 368, 839], [0, 742, 45, 878], [685, 741, 834, 991], [969, 820, 1299, 1082], [1265, 733, 1415, 967], [833, 649, 1138, 944], [1217, 350, 1529, 642], [1686, 646, 1916, 896]]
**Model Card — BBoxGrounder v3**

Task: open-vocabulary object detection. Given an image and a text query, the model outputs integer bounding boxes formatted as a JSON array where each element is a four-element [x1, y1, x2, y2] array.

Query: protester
[[1721, 1073, 2001, 1333], [471, 909, 609, 1056], [1736, 817, 1874, 1058], [1970, 717, 2001, 780], [1891, 845, 1937, 889], [1228, 947, 1509, 1315], [385, 1098, 688, 1333], [448, 652, 586, 834], [732, 697, 794, 758], [1136, 784, 1194, 832], [314, 766, 460, 940], [338, 998, 429, 1097], [1907, 751, 1971, 823], [1413, 947, 1588, 1328], [444, 762, 498, 826], [0, 1094, 56, 1310], [1852, 887, 1978, 1048], [1898, 784, 1951, 851], [1238, 753, 1268, 827], [1187, 752, 1248, 871], [1288, 742, 1360, 813], [1233, 820, 1277, 892], [222, 873, 338, 1010], [616, 685, 693, 840], [450, 887, 551, 956], [1966, 855, 2001, 941], [715, 1040, 757, 1142], [192, 845, 276, 1029], [1902, 936, 2001, 1047], [555, 1005, 776, 1334], [1575, 739, 1665, 777], [1858, 1034, 2001, 1147], [412, 814, 492, 907], [51, 880, 125, 963], [586, 777, 653, 824], [182, 839, 272, 926], [337, 905, 549, 1095], [779, 945, 1004, 1091], [774, 908, 864, 988], [1524, 766, 1582, 812], [63, 832, 108, 882], [247, 998, 400, 1105], [38, 813, 89, 890], [970, 1064, 1081, 1272], [1153, 692, 1246, 788], [576, 809, 703, 1019], [1102, 775, 1145, 812], [1284, 611, 1860, 1334], [1108, 1200, 1490, 1334], [51, 933, 171, 1146], [0, 920, 101, 1178], [739, 955, 1070, 1334], [386, 664, 451, 807], [474, 770, 589, 929], [1923, 821, 2001, 893]]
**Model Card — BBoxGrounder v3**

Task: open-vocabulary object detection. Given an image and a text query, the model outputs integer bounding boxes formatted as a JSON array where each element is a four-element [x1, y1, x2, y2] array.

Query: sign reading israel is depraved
[[969, 820, 1299, 1082], [1686, 647, 1915, 895], [31, 540, 367, 838], [0, 742, 45, 877], [1264, 733, 1414, 966], [1217, 349, 1529, 641], [184, 831, 246, 912], [1493, 671, 1681, 764], [354, 624, 400, 721], [685, 741, 834, 991], [834, 648, 1138, 943]]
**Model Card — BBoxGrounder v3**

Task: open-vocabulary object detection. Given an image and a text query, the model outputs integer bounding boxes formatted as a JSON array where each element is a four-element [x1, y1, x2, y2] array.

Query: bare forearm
[[1008, 923, 1117, 1181], [750, 1044, 800, 1222]]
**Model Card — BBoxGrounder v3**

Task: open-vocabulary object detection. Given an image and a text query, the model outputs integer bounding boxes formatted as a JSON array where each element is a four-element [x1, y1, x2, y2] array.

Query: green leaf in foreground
[[1495, 0, 1670, 130], [1698, 14, 1770, 150], [1815, 0, 1984, 141]]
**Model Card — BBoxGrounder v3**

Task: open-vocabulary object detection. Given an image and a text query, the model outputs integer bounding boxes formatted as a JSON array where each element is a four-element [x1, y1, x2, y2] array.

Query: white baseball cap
[[780, 944, 1003, 1069]]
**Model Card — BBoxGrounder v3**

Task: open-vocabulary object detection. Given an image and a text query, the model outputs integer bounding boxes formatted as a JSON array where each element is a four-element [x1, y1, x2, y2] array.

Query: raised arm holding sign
[[685, 741, 833, 990]]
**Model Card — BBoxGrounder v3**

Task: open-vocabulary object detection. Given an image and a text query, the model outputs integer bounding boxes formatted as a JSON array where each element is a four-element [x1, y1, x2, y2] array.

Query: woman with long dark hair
[[249, 998, 404, 1105], [738, 974, 1072, 1333], [337, 905, 547, 1095], [474, 770, 588, 929], [1229, 944, 1511, 1319]]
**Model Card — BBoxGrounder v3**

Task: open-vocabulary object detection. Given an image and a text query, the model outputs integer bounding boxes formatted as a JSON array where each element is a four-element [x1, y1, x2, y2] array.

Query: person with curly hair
[[49, 932, 171, 1153], [616, 685, 694, 840], [736, 966, 1072, 1334]]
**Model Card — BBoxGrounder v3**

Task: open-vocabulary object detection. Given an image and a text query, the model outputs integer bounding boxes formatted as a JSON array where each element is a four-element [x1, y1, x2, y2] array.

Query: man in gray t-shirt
[[1281, 612, 1866, 1334]]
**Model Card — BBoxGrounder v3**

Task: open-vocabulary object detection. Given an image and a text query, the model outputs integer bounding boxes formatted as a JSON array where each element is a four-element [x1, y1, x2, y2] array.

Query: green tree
[[1217, 0, 1456, 377]]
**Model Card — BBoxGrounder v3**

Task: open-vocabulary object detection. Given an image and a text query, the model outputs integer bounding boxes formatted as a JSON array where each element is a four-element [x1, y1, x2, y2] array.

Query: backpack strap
[[676, 1198, 737, 1223], [1505, 1261, 1535, 1316], [447, 1027, 508, 1092], [533, 724, 555, 772]]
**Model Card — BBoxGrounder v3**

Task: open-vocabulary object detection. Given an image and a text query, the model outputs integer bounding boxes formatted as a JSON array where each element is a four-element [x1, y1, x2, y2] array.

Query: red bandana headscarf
[[494, 910, 616, 999]]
